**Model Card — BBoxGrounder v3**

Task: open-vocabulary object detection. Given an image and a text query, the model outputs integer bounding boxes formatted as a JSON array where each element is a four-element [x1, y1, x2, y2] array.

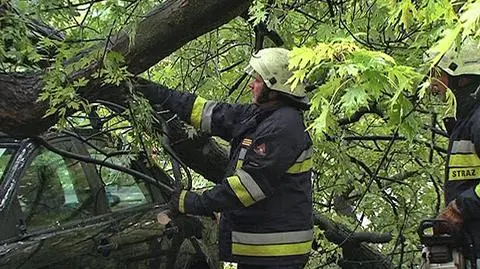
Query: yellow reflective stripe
[[236, 160, 244, 169], [236, 169, 266, 201], [296, 147, 313, 162], [475, 183, 480, 198], [227, 175, 255, 207], [287, 158, 312, 174], [190, 97, 208, 129], [448, 167, 480, 181], [178, 190, 187, 213], [236, 148, 248, 169], [232, 241, 312, 257], [449, 154, 480, 167]]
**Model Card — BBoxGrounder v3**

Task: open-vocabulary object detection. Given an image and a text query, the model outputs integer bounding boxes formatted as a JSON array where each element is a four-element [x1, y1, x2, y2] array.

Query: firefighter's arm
[[138, 83, 252, 141], [173, 119, 309, 216]]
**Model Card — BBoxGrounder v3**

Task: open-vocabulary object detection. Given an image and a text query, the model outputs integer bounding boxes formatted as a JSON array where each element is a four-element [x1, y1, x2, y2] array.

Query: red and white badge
[[254, 143, 267, 156]]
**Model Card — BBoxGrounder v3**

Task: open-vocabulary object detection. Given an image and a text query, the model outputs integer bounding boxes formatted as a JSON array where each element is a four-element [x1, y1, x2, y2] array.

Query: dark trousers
[[237, 264, 305, 269]]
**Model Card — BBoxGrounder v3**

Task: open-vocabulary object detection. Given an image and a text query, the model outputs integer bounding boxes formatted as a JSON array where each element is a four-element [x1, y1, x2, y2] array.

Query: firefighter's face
[[248, 73, 266, 104], [429, 68, 449, 101]]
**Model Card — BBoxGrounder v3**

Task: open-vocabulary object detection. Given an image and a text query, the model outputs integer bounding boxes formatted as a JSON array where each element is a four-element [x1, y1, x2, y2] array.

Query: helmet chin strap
[[471, 84, 480, 100], [449, 77, 480, 119], [255, 86, 275, 104]]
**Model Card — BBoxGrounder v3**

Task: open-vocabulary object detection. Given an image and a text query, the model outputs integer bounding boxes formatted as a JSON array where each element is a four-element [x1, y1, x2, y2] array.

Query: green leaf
[[340, 86, 369, 116]]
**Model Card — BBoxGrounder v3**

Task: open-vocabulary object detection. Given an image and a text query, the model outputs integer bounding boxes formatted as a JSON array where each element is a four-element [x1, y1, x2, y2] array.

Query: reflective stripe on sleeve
[[235, 160, 244, 170], [227, 175, 255, 207], [236, 148, 248, 169], [451, 140, 476, 154], [231, 229, 313, 257], [475, 183, 480, 198], [178, 190, 187, 213], [190, 97, 208, 129], [287, 158, 313, 174], [287, 147, 313, 174], [296, 147, 313, 162], [200, 101, 216, 133], [236, 169, 265, 201], [447, 140, 480, 180], [227, 169, 265, 207], [449, 154, 480, 167]]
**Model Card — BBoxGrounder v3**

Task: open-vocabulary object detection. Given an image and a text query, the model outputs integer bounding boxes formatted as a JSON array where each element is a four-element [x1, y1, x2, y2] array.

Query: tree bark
[[314, 213, 393, 269], [0, 0, 251, 137], [0, 73, 53, 137], [112, 0, 251, 75]]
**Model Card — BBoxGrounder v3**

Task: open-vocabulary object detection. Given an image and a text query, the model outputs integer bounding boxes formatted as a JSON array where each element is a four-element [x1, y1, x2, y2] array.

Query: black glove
[[168, 185, 185, 217], [136, 80, 172, 106], [168, 185, 216, 219]]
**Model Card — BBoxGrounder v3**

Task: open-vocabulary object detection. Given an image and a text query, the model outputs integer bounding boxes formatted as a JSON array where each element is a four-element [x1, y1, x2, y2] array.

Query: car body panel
[[0, 133, 218, 269]]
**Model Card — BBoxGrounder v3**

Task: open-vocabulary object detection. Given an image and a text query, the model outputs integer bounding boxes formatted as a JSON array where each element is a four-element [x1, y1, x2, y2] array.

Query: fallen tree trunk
[[0, 73, 49, 137], [0, 0, 251, 137], [314, 213, 393, 269], [112, 0, 251, 75]]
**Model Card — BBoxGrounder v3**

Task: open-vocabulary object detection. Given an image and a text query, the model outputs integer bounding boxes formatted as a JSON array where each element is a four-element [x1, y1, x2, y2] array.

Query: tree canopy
[[1, 0, 480, 268]]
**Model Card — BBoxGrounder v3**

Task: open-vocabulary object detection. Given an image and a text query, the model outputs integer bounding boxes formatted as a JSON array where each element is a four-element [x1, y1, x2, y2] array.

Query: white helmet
[[246, 48, 307, 99], [435, 37, 480, 76]]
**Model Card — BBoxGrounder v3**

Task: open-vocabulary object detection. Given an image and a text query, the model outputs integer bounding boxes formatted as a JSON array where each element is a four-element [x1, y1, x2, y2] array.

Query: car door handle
[[96, 237, 116, 257]]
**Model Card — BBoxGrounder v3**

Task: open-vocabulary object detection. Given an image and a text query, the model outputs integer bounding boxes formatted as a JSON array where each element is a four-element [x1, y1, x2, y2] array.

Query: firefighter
[[142, 48, 313, 268], [429, 37, 480, 265]]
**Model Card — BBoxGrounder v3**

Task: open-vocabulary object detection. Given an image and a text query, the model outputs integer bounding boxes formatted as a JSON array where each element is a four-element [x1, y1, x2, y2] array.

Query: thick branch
[[0, 0, 251, 137], [338, 104, 384, 126], [0, 73, 53, 137], [314, 213, 393, 269], [112, 0, 251, 75]]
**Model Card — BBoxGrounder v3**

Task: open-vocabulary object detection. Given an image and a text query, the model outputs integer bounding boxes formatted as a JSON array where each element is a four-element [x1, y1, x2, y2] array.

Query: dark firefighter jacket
[[445, 102, 480, 254], [143, 84, 313, 265]]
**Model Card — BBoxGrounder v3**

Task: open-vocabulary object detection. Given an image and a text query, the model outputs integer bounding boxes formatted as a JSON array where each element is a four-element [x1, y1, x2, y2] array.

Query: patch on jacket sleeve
[[242, 138, 252, 147], [254, 143, 267, 156]]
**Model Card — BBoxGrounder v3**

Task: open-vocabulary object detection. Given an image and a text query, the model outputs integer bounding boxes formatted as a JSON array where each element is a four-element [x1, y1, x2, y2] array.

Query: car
[[0, 131, 218, 269]]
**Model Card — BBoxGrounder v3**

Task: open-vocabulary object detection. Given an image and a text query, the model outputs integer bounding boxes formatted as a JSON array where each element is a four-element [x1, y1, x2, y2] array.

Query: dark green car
[[0, 132, 218, 269]]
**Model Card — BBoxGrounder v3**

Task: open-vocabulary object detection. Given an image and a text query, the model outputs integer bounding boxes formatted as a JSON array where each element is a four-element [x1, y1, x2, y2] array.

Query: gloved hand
[[136, 82, 172, 106], [434, 200, 464, 235], [167, 185, 216, 219], [168, 185, 186, 217]]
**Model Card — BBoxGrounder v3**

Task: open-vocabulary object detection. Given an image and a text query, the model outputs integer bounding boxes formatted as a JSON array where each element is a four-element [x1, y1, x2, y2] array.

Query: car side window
[[17, 147, 95, 230], [86, 139, 153, 211], [0, 147, 16, 184], [98, 164, 152, 211]]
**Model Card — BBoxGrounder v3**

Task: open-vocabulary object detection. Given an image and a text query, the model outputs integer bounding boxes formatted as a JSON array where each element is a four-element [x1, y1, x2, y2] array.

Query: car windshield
[[0, 147, 16, 184]]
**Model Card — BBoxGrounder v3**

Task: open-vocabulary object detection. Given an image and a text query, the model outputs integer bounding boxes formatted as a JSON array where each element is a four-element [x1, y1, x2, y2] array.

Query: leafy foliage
[[2, 0, 480, 268]]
